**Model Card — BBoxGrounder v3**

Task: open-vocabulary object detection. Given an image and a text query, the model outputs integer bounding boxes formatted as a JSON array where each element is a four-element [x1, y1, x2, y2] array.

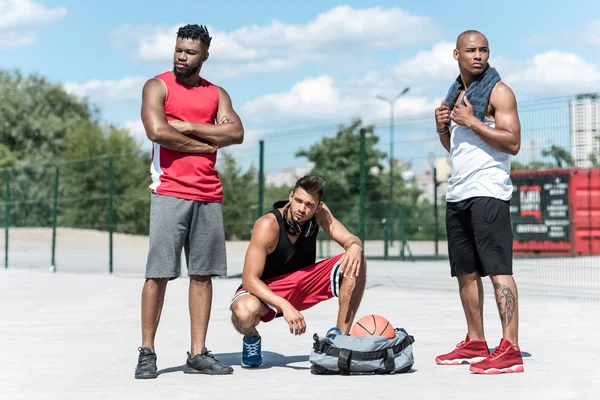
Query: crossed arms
[[141, 78, 244, 153]]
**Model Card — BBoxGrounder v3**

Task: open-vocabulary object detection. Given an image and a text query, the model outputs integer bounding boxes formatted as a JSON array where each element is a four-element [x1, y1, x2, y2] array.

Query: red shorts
[[230, 253, 344, 322]]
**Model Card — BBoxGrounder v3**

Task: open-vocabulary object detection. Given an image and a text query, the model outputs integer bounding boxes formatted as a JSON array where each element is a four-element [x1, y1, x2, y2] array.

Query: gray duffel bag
[[309, 328, 415, 375]]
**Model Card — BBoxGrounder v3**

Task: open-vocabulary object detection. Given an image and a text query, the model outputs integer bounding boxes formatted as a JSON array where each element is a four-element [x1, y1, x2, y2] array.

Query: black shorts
[[446, 196, 513, 277]]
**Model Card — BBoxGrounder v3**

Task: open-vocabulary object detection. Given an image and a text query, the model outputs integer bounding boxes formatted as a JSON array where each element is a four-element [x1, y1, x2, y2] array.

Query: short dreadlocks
[[176, 24, 212, 48]]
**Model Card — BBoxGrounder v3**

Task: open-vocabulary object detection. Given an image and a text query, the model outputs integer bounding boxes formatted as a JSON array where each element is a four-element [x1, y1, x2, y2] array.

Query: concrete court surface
[[1, 257, 599, 400]]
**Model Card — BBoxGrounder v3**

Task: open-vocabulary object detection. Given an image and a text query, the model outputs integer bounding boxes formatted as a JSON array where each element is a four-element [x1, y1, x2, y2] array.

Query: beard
[[173, 63, 200, 79]]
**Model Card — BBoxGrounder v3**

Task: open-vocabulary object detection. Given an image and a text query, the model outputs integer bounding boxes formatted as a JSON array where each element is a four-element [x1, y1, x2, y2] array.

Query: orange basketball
[[350, 314, 395, 339]]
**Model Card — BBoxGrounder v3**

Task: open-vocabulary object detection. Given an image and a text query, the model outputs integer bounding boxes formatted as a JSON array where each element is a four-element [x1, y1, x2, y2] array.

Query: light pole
[[376, 86, 409, 246], [428, 154, 439, 256]]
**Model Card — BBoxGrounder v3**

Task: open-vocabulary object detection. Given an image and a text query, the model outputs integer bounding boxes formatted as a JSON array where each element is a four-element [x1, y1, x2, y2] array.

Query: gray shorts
[[145, 193, 227, 279]]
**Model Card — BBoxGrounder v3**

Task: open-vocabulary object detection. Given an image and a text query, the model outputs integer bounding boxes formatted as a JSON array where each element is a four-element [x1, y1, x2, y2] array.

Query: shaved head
[[453, 30, 490, 77], [456, 30, 488, 49]]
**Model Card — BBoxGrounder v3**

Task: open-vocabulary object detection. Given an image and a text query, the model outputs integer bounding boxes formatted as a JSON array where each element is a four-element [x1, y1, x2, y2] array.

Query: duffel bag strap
[[384, 348, 396, 374], [326, 334, 414, 361], [337, 349, 352, 375]]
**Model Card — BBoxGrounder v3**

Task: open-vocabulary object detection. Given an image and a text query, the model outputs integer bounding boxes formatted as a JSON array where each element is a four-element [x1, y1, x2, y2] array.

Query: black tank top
[[259, 201, 319, 281]]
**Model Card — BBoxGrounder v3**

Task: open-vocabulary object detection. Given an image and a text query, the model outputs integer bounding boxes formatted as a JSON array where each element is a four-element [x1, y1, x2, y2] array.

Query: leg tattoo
[[494, 283, 516, 328]]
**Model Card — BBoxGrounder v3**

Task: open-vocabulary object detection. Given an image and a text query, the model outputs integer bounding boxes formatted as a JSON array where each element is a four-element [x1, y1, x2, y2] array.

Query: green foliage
[[541, 145, 573, 168], [295, 118, 427, 240], [219, 152, 257, 240], [0, 70, 93, 162], [58, 123, 151, 235]]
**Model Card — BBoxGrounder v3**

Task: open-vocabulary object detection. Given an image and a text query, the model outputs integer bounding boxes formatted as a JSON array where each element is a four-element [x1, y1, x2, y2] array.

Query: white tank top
[[446, 117, 513, 202]]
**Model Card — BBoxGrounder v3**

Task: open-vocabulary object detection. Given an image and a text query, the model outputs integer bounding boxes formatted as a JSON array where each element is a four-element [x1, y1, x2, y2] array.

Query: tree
[[0, 70, 93, 162], [0, 70, 97, 229], [295, 118, 424, 240], [542, 145, 573, 168], [218, 152, 257, 240], [511, 160, 554, 171], [58, 121, 151, 235]]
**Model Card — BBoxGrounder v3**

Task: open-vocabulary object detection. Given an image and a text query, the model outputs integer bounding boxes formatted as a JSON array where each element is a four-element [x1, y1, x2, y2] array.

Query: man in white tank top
[[433, 30, 524, 375]]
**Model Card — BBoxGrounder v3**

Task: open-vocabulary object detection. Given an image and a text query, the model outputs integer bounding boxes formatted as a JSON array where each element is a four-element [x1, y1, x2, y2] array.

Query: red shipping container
[[510, 168, 600, 255]]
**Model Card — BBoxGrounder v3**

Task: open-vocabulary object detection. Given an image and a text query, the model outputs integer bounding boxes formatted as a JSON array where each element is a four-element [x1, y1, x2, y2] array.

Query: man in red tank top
[[135, 24, 244, 379]]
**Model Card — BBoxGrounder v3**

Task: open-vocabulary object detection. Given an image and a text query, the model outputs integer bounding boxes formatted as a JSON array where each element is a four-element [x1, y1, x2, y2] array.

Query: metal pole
[[389, 102, 394, 246], [51, 166, 59, 273], [383, 202, 389, 260], [376, 88, 409, 247], [108, 157, 115, 274], [4, 169, 9, 269], [433, 165, 439, 256], [359, 128, 366, 244], [258, 140, 264, 219]]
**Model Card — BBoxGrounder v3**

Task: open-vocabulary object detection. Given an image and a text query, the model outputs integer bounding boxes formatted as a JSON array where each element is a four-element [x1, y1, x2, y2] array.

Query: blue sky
[[1, 0, 599, 175]]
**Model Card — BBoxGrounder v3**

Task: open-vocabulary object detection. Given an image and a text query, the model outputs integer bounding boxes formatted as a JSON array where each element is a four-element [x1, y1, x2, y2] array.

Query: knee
[[231, 296, 262, 328]]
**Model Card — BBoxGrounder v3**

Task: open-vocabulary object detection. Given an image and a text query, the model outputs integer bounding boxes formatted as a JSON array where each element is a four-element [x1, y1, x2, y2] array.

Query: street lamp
[[376, 86, 410, 245], [428, 153, 439, 256]]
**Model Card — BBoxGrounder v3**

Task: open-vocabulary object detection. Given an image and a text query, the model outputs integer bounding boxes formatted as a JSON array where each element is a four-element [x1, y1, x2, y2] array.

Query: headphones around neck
[[283, 205, 317, 238]]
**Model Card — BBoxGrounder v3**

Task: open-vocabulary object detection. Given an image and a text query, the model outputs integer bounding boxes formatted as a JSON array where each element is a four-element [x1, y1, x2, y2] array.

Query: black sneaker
[[135, 347, 158, 379], [183, 348, 234, 375]]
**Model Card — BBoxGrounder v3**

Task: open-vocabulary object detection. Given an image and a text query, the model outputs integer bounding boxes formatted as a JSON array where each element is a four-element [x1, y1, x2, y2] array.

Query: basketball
[[350, 314, 396, 339]]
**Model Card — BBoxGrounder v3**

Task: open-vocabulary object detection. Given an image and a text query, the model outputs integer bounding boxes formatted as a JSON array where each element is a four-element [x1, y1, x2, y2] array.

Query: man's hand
[[451, 96, 476, 127], [339, 243, 362, 278], [168, 116, 228, 134], [281, 303, 306, 335], [167, 119, 219, 152], [435, 100, 451, 133], [167, 119, 190, 134]]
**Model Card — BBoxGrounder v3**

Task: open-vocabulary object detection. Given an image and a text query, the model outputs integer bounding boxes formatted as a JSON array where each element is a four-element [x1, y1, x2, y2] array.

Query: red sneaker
[[435, 334, 490, 365], [469, 338, 524, 374]]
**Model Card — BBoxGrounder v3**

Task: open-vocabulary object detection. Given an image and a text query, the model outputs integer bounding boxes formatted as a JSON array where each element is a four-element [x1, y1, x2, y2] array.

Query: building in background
[[264, 163, 314, 187], [570, 93, 600, 167]]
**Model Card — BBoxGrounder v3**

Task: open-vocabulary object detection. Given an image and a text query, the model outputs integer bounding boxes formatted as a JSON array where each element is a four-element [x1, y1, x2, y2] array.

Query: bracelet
[[437, 127, 449, 135]]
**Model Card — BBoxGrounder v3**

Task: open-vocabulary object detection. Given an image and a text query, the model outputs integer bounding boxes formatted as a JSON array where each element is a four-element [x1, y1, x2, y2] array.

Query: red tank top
[[150, 71, 223, 202]]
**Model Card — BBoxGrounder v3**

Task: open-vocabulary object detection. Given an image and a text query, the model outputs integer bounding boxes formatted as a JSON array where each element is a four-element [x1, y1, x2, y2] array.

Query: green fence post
[[4, 169, 10, 269], [359, 128, 366, 244], [400, 207, 406, 261], [258, 140, 264, 219], [433, 164, 439, 257], [50, 166, 59, 273], [108, 157, 115, 274], [383, 201, 389, 260]]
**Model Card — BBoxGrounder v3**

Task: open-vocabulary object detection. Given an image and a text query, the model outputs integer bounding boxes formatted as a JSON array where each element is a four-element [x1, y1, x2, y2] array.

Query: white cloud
[[122, 119, 146, 139], [525, 20, 600, 47], [0, 0, 66, 49], [242, 74, 436, 128], [115, 6, 440, 78], [586, 20, 600, 44], [121, 119, 152, 151], [0, 30, 35, 49], [202, 58, 297, 80], [358, 41, 515, 90], [240, 43, 600, 130], [504, 51, 600, 94], [351, 41, 457, 96], [63, 76, 146, 102]]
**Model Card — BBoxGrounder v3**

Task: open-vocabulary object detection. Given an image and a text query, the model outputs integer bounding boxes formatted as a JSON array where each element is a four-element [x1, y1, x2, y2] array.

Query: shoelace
[[244, 342, 261, 357], [456, 340, 467, 348], [138, 348, 156, 366], [488, 345, 507, 359], [203, 349, 216, 359]]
